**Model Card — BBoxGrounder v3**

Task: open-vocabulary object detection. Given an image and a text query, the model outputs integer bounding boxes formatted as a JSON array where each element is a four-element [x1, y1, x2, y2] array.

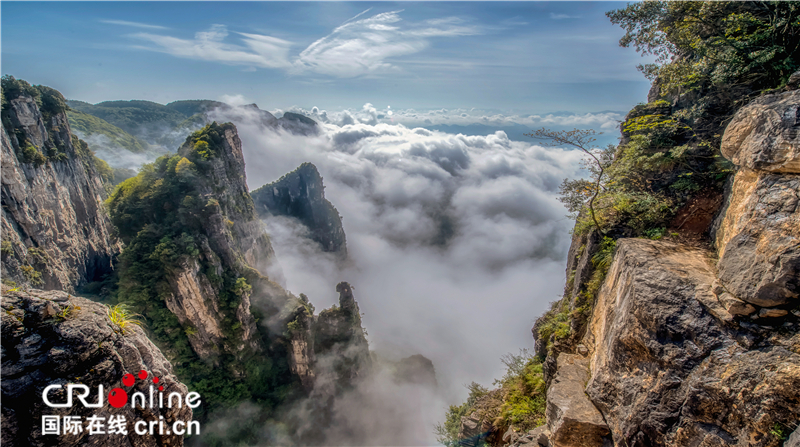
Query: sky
[[3, 2, 655, 443], [2, 2, 652, 114]]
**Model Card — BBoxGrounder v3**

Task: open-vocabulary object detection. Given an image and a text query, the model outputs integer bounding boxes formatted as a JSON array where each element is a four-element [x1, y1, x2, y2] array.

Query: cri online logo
[[42, 369, 201, 409]]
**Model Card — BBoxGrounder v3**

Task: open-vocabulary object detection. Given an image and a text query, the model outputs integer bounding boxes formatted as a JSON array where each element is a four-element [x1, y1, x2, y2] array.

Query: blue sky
[[2, 2, 651, 115]]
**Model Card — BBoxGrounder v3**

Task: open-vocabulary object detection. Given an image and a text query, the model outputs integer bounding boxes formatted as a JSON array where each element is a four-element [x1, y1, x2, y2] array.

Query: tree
[[526, 128, 614, 235], [607, 1, 800, 90]]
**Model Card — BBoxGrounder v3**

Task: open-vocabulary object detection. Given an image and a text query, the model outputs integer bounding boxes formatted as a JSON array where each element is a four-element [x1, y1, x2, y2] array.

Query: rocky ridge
[[526, 85, 800, 447], [251, 162, 347, 258], [1, 88, 120, 292]]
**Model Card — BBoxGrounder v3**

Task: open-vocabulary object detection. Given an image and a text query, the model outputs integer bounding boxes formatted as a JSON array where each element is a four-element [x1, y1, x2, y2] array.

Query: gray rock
[[1, 287, 192, 446], [1, 92, 121, 291], [721, 89, 800, 174], [530, 425, 551, 446], [584, 239, 800, 447], [785, 425, 800, 447], [546, 353, 609, 447], [251, 162, 347, 259]]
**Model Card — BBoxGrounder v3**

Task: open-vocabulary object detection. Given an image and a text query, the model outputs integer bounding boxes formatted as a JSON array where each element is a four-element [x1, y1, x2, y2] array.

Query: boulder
[[720, 89, 800, 174], [546, 353, 609, 447], [715, 166, 800, 308], [582, 239, 800, 447], [530, 425, 551, 446], [718, 293, 757, 317], [786, 425, 800, 447], [1, 286, 193, 446]]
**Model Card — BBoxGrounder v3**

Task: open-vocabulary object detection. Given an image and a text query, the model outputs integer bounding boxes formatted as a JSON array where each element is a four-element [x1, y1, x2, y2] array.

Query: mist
[[206, 104, 586, 444]]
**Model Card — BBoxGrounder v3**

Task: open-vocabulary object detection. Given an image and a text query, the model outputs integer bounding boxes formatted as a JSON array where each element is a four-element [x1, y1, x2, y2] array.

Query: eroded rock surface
[[720, 90, 800, 174], [1, 92, 120, 291], [716, 89, 800, 308], [545, 353, 609, 447], [583, 239, 800, 447], [1, 286, 193, 446], [251, 162, 347, 258]]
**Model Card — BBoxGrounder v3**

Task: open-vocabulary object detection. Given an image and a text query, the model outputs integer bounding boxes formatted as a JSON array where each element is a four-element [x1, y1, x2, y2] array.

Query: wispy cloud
[[130, 24, 293, 69], [125, 10, 480, 78], [100, 19, 168, 30], [550, 13, 581, 20]]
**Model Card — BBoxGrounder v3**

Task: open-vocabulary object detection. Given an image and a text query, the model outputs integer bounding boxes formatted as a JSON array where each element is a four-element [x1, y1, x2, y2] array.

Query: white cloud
[[125, 11, 479, 78], [550, 13, 582, 20], [285, 103, 624, 132], [201, 103, 594, 442], [100, 19, 168, 30], [130, 24, 293, 69]]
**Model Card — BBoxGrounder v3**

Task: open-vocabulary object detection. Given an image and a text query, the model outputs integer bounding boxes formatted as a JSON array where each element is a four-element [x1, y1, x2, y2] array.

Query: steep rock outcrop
[[251, 163, 347, 258], [312, 282, 371, 389], [1, 90, 120, 291], [715, 89, 800, 308], [1, 286, 193, 446], [582, 239, 800, 447], [546, 354, 609, 446]]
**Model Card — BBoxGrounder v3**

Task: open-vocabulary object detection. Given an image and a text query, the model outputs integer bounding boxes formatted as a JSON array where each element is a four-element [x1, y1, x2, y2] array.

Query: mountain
[[251, 162, 347, 258], [1, 76, 121, 291], [1, 80, 390, 446], [66, 109, 147, 153], [439, 3, 800, 446]]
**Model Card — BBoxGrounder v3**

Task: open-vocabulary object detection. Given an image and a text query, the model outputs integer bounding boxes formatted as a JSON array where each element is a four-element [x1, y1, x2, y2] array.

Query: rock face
[[251, 163, 347, 258], [715, 89, 800, 308], [1, 286, 193, 446], [720, 90, 800, 174], [545, 354, 610, 446], [312, 282, 371, 388], [582, 239, 800, 447], [1, 91, 120, 291]]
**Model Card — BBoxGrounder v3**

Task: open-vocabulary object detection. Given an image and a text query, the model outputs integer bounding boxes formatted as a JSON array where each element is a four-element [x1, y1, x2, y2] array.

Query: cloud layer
[[205, 104, 586, 442]]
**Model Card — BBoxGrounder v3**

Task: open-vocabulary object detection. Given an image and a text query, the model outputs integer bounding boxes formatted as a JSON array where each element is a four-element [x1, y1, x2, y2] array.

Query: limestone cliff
[[1, 84, 120, 292], [1, 285, 193, 446], [526, 88, 800, 447], [251, 162, 347, 258], [285, 282, 371, 395]]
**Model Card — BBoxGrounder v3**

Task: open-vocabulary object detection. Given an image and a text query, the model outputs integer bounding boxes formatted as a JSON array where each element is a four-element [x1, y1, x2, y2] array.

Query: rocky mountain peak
[[251, 162, 348, 258]]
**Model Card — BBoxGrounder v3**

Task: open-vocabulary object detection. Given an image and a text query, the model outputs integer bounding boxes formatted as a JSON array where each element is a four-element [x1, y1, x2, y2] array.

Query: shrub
[[108, 303, 142, 334], [20, 144, 47, 166]]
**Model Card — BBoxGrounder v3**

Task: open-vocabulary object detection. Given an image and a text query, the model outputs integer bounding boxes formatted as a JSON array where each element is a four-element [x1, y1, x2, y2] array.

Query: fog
[[207, 105, 586, 443]]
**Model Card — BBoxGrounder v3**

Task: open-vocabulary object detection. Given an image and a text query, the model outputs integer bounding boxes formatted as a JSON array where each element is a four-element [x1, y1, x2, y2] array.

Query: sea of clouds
[[204, 104, 590, 444]]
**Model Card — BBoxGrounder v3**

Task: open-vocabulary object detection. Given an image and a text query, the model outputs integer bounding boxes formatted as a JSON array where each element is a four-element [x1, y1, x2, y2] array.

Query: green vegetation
[[107, 303, 142, 334], [165, 99, 226, 117], [20, 143, 47, 166], [435, 350, 547, 446], [435, 382, 489, 446], [67, 109, 147, 153], [105, 124, 297, 417], [55, 299, 81, 321], [20, 265, 43, 286], [1, 241, 13, 256], [66, 99, 188, 136], [608, 1, 800, 91]]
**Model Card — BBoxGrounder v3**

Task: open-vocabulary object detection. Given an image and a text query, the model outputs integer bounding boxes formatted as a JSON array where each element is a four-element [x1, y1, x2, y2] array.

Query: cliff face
[[1, 91, 120, 291], [251, 162, 347, 258], [285, 282, 371, 395], [1, 286, 193, 447], [532, 88, 800, 447]]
